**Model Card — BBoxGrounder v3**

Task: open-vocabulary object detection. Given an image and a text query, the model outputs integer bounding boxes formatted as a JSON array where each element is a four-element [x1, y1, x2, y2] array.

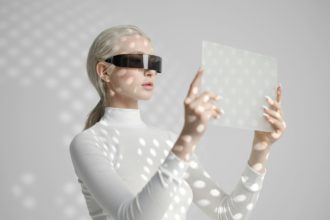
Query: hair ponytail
[[83, 99, 105, 130]]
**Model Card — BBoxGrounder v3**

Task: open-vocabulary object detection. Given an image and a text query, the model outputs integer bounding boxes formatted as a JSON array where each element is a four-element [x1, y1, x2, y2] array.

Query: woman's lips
[[142, 82, 153, 90]]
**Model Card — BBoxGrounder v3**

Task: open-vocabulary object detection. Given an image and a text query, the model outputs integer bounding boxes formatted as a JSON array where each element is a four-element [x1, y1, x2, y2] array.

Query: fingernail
[[262, 105, 268, 110], [265, 96, 273, 104], [220, 109, 225, 114], [215, 95, 221, 100]]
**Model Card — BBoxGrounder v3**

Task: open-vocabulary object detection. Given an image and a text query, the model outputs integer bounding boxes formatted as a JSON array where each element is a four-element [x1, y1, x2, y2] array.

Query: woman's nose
[[144, 69, 156, 76]]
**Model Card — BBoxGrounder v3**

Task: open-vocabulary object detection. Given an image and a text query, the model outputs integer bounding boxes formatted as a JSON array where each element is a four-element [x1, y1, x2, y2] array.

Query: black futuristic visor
[[105, 53, 162, 73]]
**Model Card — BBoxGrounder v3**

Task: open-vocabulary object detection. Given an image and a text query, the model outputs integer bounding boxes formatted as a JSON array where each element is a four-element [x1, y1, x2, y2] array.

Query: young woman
[[69, 24, 287, 220]]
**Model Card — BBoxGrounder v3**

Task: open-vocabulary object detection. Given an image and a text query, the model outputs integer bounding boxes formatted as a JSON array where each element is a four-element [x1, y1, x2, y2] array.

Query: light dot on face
[[184, 154, 190, 160], [115, 87, 122, 93], [143, 39, 149, 46], [125, 76, 134, 85], [193, 180, 206, 188], [233, 194, 247, 202], [118, 69, 127, 77], [196, 124, 205, 133], [110, 89, 116, 96], [210, 189, 220, 197], [129, 42, 135, 49], [197, 199, 210, 206]]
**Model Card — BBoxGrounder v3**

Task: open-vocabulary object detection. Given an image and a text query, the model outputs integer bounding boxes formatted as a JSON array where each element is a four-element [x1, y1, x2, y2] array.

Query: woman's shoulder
[[69, 125, 103, 153]]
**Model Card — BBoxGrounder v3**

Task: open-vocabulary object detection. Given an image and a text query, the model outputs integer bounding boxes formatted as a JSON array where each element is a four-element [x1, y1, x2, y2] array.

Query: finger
[[212, 105, 224, 116], [276, 83, 282, 104], [190, 90, 220, 110], [265, 96, 282, 114], [262, 106, 281, 120], [186, 66, 204, 100], [205, 106, 223, 119], [263, 113, 285, 131]]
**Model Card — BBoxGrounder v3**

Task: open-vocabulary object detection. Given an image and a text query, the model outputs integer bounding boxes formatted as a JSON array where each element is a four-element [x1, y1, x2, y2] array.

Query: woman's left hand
[[253, 84, 287, 146]]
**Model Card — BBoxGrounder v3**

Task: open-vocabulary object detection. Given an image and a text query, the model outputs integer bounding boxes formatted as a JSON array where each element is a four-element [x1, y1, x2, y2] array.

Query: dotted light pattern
[[69, 108, 267, 220], [201, 40, 278, 132], [1, 0, 181, 218]]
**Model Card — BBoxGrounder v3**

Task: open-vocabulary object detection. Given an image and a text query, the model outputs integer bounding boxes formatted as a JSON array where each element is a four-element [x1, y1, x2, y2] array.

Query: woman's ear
[[96, 62, 111, 82]]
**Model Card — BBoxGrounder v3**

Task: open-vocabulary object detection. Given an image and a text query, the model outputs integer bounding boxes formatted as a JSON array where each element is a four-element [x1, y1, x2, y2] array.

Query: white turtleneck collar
[[100, 106, 147, 128]]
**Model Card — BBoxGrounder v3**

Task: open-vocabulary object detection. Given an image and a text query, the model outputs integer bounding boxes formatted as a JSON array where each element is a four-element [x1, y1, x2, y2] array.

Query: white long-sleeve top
[[69, 106, 267, 220]]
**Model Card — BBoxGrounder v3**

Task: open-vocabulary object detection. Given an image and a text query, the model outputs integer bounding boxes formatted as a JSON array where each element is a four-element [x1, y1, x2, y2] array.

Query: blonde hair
[[83, 24, 153, 130]]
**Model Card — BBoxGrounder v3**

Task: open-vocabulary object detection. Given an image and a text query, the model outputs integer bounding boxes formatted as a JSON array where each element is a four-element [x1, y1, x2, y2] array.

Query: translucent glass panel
[[201, 40, 278, 131]]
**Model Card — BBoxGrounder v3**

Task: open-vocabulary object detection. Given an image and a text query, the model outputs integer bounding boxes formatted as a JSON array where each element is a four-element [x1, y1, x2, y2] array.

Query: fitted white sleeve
[[168, 131, 267, 220], [69, 132, 191, 220]]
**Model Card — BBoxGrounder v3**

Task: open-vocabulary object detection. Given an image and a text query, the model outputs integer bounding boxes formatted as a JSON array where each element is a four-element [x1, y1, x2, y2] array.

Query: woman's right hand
[[182, 66, 224, 142], [171, 66, 225, 161]]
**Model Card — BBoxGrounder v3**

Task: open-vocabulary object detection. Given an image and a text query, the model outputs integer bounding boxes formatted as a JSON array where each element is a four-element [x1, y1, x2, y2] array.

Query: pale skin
[[95, 33, 287, 174], [96, 34, 158, 109]]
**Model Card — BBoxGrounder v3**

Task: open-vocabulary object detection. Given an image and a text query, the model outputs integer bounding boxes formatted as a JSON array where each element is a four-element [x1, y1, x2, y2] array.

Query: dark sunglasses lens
[[127, 54, 144, 68], [112, 54, 143, 68], [149, 55, 161, 73]]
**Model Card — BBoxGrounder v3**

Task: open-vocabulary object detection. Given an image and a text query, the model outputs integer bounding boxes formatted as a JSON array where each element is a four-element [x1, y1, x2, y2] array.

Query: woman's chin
[[138, 93, 153, 100]]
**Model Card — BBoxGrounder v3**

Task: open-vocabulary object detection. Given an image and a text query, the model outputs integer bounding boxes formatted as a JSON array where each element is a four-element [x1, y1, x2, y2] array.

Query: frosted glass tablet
[[201, 40, 278, 132]]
